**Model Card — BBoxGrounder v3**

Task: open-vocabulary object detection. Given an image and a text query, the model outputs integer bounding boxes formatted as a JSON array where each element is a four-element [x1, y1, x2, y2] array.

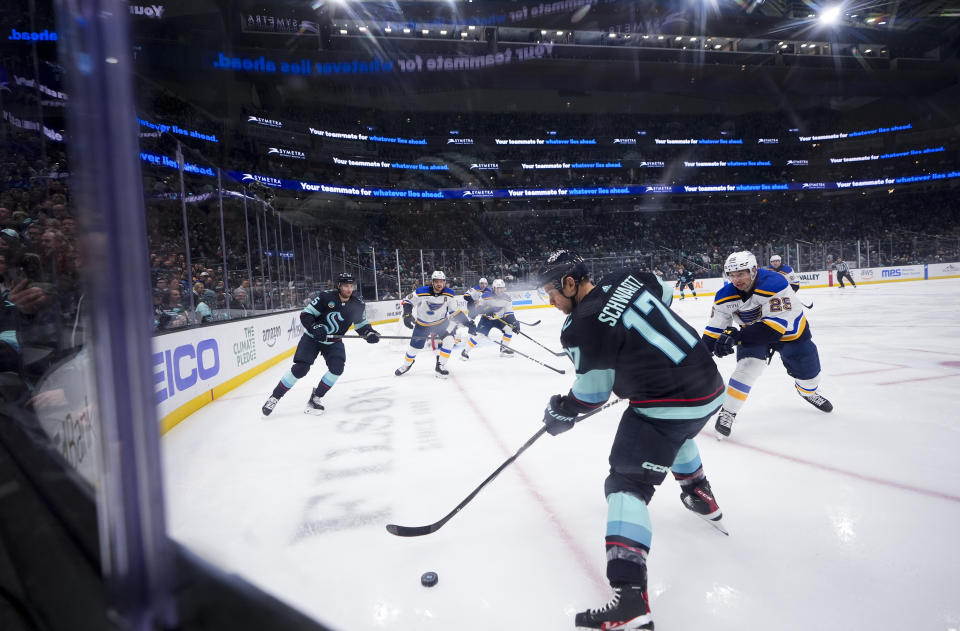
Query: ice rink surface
[[163, 278, 960, 631]]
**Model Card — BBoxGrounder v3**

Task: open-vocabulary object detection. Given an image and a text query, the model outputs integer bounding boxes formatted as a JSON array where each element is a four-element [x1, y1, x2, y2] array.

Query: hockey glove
[[542, 394, 577, 436], [713, 327, 740, 358], [402, 314, 415, 329], [467, 322, 478, 336], [509, 321, 520, 333], [362, 328, 380, 344], [309, 323, 328, 342]]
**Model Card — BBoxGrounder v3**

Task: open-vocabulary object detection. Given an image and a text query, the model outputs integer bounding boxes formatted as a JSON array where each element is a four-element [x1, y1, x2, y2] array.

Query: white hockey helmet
[[492, 279, 505, 289], [724, 251, 758, 281], [770, 254, 782, 264], [431, 270, 446, 281], [478, 277, 488, 286]]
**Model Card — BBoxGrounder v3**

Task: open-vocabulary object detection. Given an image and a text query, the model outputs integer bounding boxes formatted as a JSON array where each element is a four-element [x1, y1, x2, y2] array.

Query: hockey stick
[[329, 334, 413, 340], [515, 317, 541, 327], [493, 316, 566, 357], [801, 300, 814, 310], [498, 340, 566, 374], [386, 398, 624, 537]]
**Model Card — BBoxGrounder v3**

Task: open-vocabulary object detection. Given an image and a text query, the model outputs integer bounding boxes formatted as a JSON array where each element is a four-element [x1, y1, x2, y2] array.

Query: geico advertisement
[[152, 310, 300, 419]]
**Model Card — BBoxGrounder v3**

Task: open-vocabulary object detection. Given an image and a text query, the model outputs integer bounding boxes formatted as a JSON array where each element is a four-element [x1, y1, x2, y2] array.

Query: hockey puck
[[420, 571, 438, 587]]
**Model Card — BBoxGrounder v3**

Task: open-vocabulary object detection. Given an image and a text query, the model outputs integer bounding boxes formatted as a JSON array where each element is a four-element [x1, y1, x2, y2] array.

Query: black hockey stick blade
[[801, 301, 814, 310], [501, 342, 565, 374], [516, 318, 541, 326], [494, 316, 566, 357], [386, 399, 623, 537]]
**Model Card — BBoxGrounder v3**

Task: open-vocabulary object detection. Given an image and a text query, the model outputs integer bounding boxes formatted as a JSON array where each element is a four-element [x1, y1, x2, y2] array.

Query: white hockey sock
[[724, 357, 766, 415]]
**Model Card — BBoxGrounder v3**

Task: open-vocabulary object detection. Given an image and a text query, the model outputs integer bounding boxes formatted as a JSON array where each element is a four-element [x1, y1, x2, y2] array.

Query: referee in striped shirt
[[835, 257, 856, 288]]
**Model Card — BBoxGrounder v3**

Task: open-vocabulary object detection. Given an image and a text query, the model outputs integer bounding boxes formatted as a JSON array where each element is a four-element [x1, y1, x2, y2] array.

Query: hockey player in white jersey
[[766, 254, 800, 292], [463, 277, 492, 320], [460, 278, 520, 360], [396, 271, 474, 378], [702, 251, 832, 439]]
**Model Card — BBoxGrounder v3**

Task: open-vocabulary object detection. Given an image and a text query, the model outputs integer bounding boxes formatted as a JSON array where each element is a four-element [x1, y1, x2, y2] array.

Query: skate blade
[[303, 407, 325, 416], [706, 518, 729, 536]]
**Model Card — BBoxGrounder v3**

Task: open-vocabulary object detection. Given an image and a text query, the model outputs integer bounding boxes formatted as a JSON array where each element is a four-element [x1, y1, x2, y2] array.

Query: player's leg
[[688, 282, 697, 299], [396, 325, 429, 375], [494, 320, 515, 357], [781, 336, 832, 412], [462, 317, 494, 359], [714, 344, 768, 439], [262, 335, 320, 416], [576, 409, 667, 629], [434, 327, 456, 378], [305, 341, 346, 414]]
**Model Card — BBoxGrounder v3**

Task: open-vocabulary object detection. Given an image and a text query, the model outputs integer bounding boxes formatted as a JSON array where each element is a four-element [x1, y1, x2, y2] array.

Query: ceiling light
[[440, 30, 447, 35], [339, 29, 347, 34], [403, 27, 411, 33], [384, 27, 392, 33], [422, 29, 429, 34], [608, 32, 616, 38]]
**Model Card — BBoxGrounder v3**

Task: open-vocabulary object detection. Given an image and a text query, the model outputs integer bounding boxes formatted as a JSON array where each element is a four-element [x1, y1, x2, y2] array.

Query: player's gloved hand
[[309, 323, 327, 342], [509, 321, 520, 333], [363, 328, 380, 344], [542, 394, 577, 436], [467, 322, 478, 336], [714, 327, 740, 357], [402, 314, 415, 329]]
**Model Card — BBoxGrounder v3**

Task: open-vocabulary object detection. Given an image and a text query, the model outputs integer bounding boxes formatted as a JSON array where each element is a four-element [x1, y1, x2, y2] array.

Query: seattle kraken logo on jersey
[[324, 311, 344, 335]]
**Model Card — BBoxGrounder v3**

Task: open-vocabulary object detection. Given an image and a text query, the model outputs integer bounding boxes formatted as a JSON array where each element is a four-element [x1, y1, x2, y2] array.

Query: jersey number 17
[[622, 290, 699, 364]]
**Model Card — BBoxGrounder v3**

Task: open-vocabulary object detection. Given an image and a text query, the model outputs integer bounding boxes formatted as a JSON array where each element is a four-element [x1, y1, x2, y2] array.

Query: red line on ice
[[451, 374, 609, 592], [724, 438, 960, 504]]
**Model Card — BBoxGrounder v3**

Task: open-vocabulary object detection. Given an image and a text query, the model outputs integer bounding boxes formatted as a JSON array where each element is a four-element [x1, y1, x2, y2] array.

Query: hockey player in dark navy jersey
[[674, 263, 697, 300], [261, 272, 380, 416], [536, 250, 727, 631]]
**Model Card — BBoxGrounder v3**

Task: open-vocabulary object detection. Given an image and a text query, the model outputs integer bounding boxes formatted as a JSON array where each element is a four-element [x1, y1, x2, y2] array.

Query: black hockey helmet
[[336, 272, 354, 286], [536, 250, 588, 292]]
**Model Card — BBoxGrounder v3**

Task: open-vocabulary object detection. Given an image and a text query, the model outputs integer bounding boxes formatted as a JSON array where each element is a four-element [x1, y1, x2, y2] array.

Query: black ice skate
[[499, 346, 515, 358], [395, 361, 414, 376], [714, 408, 736, 440], [681, 478, 728, 535], [460, 349, 470, 361], [261, 396, 279, 417], [799, 391, 834, 413], [304, 389, 325, 415], [435, 357, 449, 379], [575, 584, 653, 630]]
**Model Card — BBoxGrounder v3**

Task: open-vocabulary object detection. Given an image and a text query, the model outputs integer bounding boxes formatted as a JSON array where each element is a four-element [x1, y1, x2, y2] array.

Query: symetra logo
[[268, 147, 306, 160], [8, 29, 58, 41], [153, 339, 220, 403], [261, 324, 282, 347], [469, 163, 498, 170], [638, 161, 665, 168], [612, 138, 637, 144], [462, 190, 495, 198], [786, 159, 809, 166], [881, 269, 901, 278], [802, 182, 826, 189], [240, 173, 282, 187], [247, 115, 283, 128], [644, 185, 673, 193], [447, 138, 474, 145]]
